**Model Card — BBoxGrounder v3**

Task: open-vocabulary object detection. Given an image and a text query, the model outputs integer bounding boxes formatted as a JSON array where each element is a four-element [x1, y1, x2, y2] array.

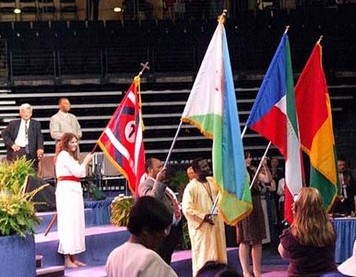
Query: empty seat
[[38, 0, 56, 20], [19, 0, 38, 21], [0, 0, 17, 21], [59, 0, 77, 20]]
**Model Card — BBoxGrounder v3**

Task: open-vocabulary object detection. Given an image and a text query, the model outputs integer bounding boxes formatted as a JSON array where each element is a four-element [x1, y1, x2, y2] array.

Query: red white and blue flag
[[97, 76, 146, 194], [245, 33, 303, 223]]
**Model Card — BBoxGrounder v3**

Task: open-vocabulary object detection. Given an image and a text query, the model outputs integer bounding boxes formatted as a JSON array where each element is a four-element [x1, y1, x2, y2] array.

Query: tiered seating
[[0, 6, 354, 78]]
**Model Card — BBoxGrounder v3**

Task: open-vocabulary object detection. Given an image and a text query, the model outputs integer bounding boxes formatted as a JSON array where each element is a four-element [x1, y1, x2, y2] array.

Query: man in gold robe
[[182, 158, 227, 276]]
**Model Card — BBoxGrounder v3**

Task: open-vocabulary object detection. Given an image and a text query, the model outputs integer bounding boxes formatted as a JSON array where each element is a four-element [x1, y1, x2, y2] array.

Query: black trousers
[[157, 221, 182, 264]]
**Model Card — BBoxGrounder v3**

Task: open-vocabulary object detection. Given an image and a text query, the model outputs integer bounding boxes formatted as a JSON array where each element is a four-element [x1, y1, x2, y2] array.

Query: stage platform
[[34, 196, 288, 276]]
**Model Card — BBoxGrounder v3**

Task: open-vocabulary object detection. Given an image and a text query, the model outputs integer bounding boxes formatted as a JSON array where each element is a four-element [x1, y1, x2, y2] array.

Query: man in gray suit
[[1, 103, 44, 170], [50, 98, 82, 153], [137, 157, 182, 265]]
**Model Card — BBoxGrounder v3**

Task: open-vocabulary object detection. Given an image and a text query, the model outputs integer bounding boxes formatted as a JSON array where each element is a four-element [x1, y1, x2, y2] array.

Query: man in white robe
[[182, 158, 227, 276]]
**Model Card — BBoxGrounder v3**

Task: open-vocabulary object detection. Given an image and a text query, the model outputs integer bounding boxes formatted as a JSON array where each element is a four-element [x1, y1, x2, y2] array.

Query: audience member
[[278, 187, 337, 276], [106, 196, 178, 277], [196, 261, 242, 277], [182, 158, 227, 277], [50, 98, 82, 154], [55, 133, 93, 268], [1, 103, 44, 171], [137, 157, 182, 264], [270, 157, 285, 226], [277, 177, 286, 225], [333, 169, 356, 216], [236, 151, 272, 277]]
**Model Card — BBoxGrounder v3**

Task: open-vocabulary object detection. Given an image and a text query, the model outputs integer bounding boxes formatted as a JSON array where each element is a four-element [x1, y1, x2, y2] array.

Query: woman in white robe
[[55, 132, 93, 268]]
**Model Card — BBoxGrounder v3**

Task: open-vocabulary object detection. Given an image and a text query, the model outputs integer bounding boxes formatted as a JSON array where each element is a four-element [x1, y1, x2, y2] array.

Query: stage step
[[36, 255, 43, 268], [35, 225, 130, 267], [36, 266, 65, 277], [35, 198, 114, 234], [36, 254, 65, 277]]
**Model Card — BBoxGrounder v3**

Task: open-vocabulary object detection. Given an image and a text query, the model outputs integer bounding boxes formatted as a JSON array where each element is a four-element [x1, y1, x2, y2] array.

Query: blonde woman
[[278, 187, 337, 276]]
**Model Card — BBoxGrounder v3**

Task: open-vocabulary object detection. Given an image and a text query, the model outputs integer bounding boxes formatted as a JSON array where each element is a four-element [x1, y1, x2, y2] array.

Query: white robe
[[55, 150, 86, 255], [106, 242, 178, 277], [182, 177, 227, 276]]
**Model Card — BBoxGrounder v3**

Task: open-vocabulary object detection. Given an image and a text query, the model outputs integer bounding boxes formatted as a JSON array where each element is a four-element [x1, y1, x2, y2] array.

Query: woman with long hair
[[55, 132, 93, 268], [236, 151, 272, 277], [278, 187, 337, 276]]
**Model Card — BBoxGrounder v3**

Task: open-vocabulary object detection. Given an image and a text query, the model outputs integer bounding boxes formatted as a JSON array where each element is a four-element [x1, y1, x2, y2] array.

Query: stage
[[32, 196, 290, 276]]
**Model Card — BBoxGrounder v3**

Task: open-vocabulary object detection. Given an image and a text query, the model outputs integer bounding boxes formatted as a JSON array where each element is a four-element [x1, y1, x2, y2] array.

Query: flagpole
[[163, 121, 183, 168], [317, 35, 323, 44], [284, 25, 290, 34], [241, 125, 247, 138], [249, 141, 272, 190]]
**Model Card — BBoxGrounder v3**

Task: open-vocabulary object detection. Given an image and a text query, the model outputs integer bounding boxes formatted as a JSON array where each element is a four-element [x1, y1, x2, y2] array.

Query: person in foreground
[[55, 133, 93, 268], [278, 187, 337, 276], [106, 196, 178, 277], [182, 158, 227, 277]]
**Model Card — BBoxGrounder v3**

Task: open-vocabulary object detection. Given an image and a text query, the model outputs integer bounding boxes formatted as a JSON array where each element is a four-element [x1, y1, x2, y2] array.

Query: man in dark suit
[[1, 103, 44, 170]]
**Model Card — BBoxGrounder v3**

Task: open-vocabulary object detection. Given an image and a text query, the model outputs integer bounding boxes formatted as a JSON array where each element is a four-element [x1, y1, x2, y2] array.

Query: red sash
[[57, 176, 81, 182]]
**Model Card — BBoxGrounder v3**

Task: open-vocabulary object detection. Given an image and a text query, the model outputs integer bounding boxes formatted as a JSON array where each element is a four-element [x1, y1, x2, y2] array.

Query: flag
[[181, 20, 252, 225], [245, 33, 303, 223], [294, 43, 338, 211], [97, 76, 146, 194]]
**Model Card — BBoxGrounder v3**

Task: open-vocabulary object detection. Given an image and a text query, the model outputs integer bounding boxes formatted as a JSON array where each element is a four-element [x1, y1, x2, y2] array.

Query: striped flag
[[295, 43, 338, 211], [97, 76, 146, 194], [245, 33, 303, 223], [181, 20, 252, 225]]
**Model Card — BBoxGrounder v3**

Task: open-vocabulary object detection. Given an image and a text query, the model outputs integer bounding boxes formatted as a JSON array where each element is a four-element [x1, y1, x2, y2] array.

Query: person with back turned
[[106, 196, 178, 277]]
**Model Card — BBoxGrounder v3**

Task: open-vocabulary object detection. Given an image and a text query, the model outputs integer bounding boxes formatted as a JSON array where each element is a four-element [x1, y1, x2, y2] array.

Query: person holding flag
[[137, 157, 182, 265], [182, 158, 227, 277], [236, 151, 272, 277]]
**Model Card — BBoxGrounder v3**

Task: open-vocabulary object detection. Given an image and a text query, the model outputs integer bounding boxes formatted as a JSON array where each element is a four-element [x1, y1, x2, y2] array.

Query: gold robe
[[182, 177, 227, 276]]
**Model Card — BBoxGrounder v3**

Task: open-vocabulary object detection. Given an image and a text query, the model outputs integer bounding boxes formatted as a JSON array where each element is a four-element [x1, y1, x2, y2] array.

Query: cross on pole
[[138, 62, 150, 77]]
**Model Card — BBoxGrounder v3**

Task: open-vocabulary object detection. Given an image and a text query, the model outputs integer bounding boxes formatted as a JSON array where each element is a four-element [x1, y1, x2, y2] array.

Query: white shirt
[[106, 242, 178, 277], [14, 119, 29, 147]]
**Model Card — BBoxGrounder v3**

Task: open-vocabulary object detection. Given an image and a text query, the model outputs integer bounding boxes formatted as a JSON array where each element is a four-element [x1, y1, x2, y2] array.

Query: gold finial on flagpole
[[317, 35, 323, 44], [218, 9, 228, 24], [284, 25, 290, 34]]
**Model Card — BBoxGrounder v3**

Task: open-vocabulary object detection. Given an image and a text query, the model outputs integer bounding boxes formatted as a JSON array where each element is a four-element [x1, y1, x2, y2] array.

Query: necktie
[[25, 121, 29, 154]]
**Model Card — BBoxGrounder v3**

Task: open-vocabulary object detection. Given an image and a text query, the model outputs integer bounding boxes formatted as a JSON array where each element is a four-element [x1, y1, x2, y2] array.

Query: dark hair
[[144, 157, 156, 173], [191, 157, 205, 173], [127, 196, 172, 236], [244, 150, 251, 159], [196, 261, 242, 277]]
